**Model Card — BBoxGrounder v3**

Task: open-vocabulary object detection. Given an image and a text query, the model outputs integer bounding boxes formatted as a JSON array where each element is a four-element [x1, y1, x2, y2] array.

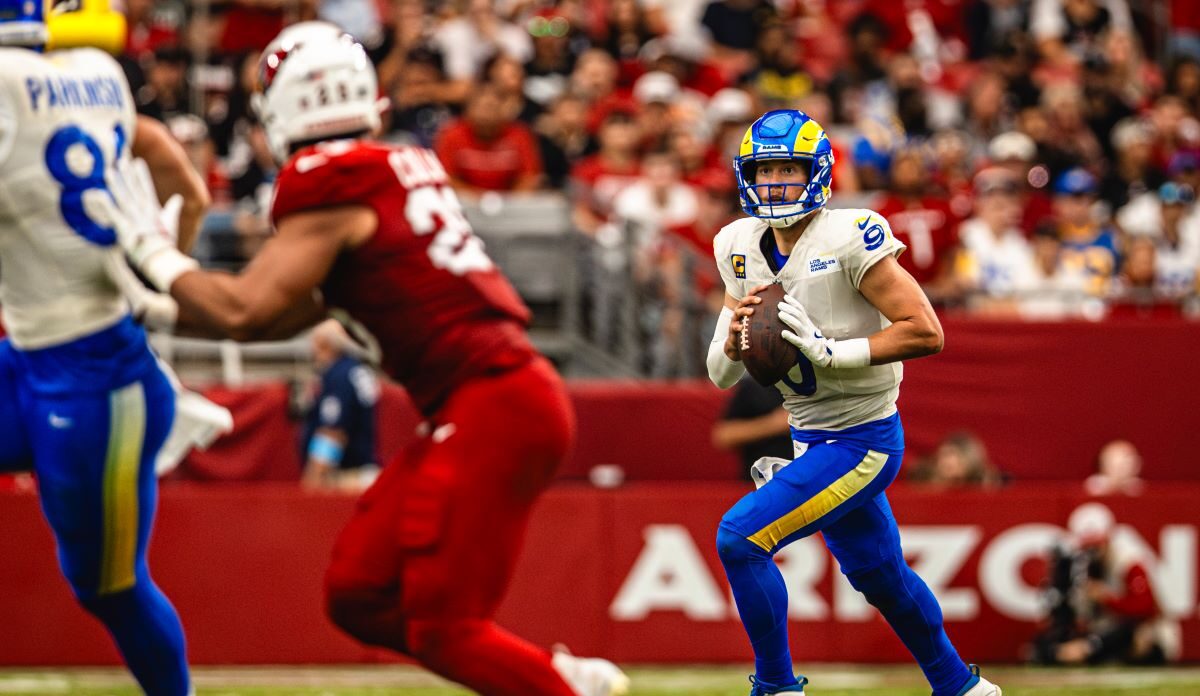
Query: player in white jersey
[[0, 2, 227, 693], [705, 110, 1002, 696]]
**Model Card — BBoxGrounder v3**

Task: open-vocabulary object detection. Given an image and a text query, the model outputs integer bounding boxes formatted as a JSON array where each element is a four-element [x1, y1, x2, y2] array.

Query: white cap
[[988, 131, 1036, 163], [1067, 502, 1116, 546], [640, 31, 710, 64], [166, 114, 209, 146], [633, 71, 680, 105], [707, 87, 753, 125], [1110, 118, 1153, 151]]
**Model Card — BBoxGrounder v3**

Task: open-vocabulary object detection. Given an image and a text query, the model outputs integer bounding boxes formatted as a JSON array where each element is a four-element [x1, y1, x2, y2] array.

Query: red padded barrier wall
[[0, 483, 1197, 665]]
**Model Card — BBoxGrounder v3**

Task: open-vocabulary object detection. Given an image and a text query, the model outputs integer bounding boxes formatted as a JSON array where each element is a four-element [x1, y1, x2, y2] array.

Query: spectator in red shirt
[[874, 147, 960, 293], [639, 32, 729, 97], [669, 118, 724, 190], [124, 0, 180, 60], [572, 49, 634, 133], [570, 110, 642, 235], [434, 84, 544, 193], [631, 71, 685, 153], [219, 0, 313, 55]]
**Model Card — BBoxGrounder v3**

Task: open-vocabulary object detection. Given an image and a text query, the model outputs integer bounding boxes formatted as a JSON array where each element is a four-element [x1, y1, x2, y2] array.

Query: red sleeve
[[514, 125, 543, 178], [270, 143, 393, 223], [570, 158, 602, 196], [433, 121, 466, 180], [1104, 564, 1159, 619]]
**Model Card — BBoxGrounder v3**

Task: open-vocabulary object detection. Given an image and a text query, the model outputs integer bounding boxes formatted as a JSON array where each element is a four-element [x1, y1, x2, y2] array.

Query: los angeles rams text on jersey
[[0, 47, 135, 350], [713, 207, 908, 430]]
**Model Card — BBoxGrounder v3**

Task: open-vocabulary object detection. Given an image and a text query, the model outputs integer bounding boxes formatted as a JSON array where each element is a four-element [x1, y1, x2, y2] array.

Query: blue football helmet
[[734, 109, 834, 228], [0, 0, 126, 54], [0, 0, 48, 48]]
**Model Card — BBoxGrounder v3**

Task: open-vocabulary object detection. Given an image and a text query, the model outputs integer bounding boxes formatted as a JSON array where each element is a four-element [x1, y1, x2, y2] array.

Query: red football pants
[[324, 357, 577, 696]]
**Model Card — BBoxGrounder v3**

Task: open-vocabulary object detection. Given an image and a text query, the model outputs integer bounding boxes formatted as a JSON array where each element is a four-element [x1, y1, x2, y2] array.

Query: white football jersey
[[713, 208, 907, 431], [0, 47, 136, 350]]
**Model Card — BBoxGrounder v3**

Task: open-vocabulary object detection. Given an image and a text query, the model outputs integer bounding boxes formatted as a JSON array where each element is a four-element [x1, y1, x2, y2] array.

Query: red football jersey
[[874, 194, 960, 286], [271, 140, 537, 414]]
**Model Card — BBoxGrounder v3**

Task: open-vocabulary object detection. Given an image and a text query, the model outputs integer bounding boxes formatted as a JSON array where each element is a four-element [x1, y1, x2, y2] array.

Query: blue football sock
[[82, 580, 190, 696], [846, 558, 971, 696], [717, 525, 797, 688]]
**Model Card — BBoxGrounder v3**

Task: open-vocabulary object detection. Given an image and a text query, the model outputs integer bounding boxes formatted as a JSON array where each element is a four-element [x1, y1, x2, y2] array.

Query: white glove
[[102, 250, 179, 330], [778, 294, 871, 369], [98, 157, 198, 291]]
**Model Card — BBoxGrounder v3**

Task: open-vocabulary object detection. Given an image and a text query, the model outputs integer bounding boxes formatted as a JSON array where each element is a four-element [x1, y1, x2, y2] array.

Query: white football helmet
[[253, 21, 385, 163]]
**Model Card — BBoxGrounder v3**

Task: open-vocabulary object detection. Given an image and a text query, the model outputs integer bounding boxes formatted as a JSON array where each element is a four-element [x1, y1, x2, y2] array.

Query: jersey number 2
[[402, 184, 494, 276], [44, 123, 126, 246]]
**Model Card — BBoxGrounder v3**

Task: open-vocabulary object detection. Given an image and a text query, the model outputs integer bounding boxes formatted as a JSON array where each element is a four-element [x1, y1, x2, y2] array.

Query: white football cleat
[[958, 665, 1001, 696], [551, 645, 631, 696]]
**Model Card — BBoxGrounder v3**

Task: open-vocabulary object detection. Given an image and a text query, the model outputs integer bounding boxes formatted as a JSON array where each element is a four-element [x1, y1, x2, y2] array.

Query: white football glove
[[778, 294, 872, 370], [102, 249, 179, 330], [97, 157, 198, 291]]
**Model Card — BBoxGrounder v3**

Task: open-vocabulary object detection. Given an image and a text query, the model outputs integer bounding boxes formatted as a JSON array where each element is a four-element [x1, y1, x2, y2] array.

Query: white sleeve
[[707, 306, 745, 389], [844, 211, 907, 289], [712, 229, 744, 300]]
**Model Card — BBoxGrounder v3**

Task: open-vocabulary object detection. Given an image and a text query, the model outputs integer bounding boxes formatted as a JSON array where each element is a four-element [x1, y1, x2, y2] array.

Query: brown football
[[739, 283, 796, 386]]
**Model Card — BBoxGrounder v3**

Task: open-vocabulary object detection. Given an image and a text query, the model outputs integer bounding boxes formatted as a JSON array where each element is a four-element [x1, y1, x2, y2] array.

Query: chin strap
[[764, 206, 819, 229]]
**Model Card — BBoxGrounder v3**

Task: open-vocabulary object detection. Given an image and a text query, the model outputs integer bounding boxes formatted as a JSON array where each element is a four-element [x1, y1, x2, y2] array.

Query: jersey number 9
[[780, 350, 817, 396], [862, 222, 887, 252]]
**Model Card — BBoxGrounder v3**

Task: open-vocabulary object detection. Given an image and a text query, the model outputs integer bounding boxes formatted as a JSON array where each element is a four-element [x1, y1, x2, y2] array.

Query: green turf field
[[1, 665, 1199, 695]]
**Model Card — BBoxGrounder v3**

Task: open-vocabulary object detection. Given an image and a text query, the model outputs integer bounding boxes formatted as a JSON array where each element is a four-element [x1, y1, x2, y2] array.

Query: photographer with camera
[[1029, 503, 1180, 666]]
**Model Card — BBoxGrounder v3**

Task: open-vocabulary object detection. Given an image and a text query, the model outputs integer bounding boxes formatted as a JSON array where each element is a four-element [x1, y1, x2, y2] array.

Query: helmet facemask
[[735, 152, 832, 228]]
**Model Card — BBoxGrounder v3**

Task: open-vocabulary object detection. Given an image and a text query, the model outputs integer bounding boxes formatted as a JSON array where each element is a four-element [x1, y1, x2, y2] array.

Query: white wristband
[[830, 337, 871, 369], [140, 246, 200, 292]]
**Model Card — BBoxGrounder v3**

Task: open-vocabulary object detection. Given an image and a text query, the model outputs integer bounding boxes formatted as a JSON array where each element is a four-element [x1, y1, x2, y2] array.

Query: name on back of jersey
[[388, 147, 447, 189], [24, 75, 126, 112]]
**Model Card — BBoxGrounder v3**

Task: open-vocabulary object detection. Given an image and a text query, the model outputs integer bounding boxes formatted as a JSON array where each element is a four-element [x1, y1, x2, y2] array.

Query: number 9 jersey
[[271, 140, 537, 415], [0, 47, 135, 350], [713, 207, 907, 431]]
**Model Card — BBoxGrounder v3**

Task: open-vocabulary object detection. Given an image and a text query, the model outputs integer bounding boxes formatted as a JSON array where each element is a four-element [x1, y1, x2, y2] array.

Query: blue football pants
[[716, 416, 972, 696], [0, 340, 190, 695]]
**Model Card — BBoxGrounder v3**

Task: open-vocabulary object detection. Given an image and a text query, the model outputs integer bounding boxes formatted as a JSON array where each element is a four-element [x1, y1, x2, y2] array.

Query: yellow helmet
[[46, 0, 127, 55]]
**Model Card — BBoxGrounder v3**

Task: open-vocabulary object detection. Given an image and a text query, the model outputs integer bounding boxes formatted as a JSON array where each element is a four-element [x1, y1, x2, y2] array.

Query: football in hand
[[739, 283, 796, 386]]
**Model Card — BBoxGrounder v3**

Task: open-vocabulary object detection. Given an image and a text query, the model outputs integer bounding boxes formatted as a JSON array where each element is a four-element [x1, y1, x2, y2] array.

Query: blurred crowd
[[119, 0, 1200, 371]]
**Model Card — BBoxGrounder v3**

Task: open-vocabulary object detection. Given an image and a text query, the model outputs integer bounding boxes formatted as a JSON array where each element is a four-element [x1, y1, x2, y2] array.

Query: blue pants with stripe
[[717, 413, 971, 696], [0, 319, 190, 696]]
